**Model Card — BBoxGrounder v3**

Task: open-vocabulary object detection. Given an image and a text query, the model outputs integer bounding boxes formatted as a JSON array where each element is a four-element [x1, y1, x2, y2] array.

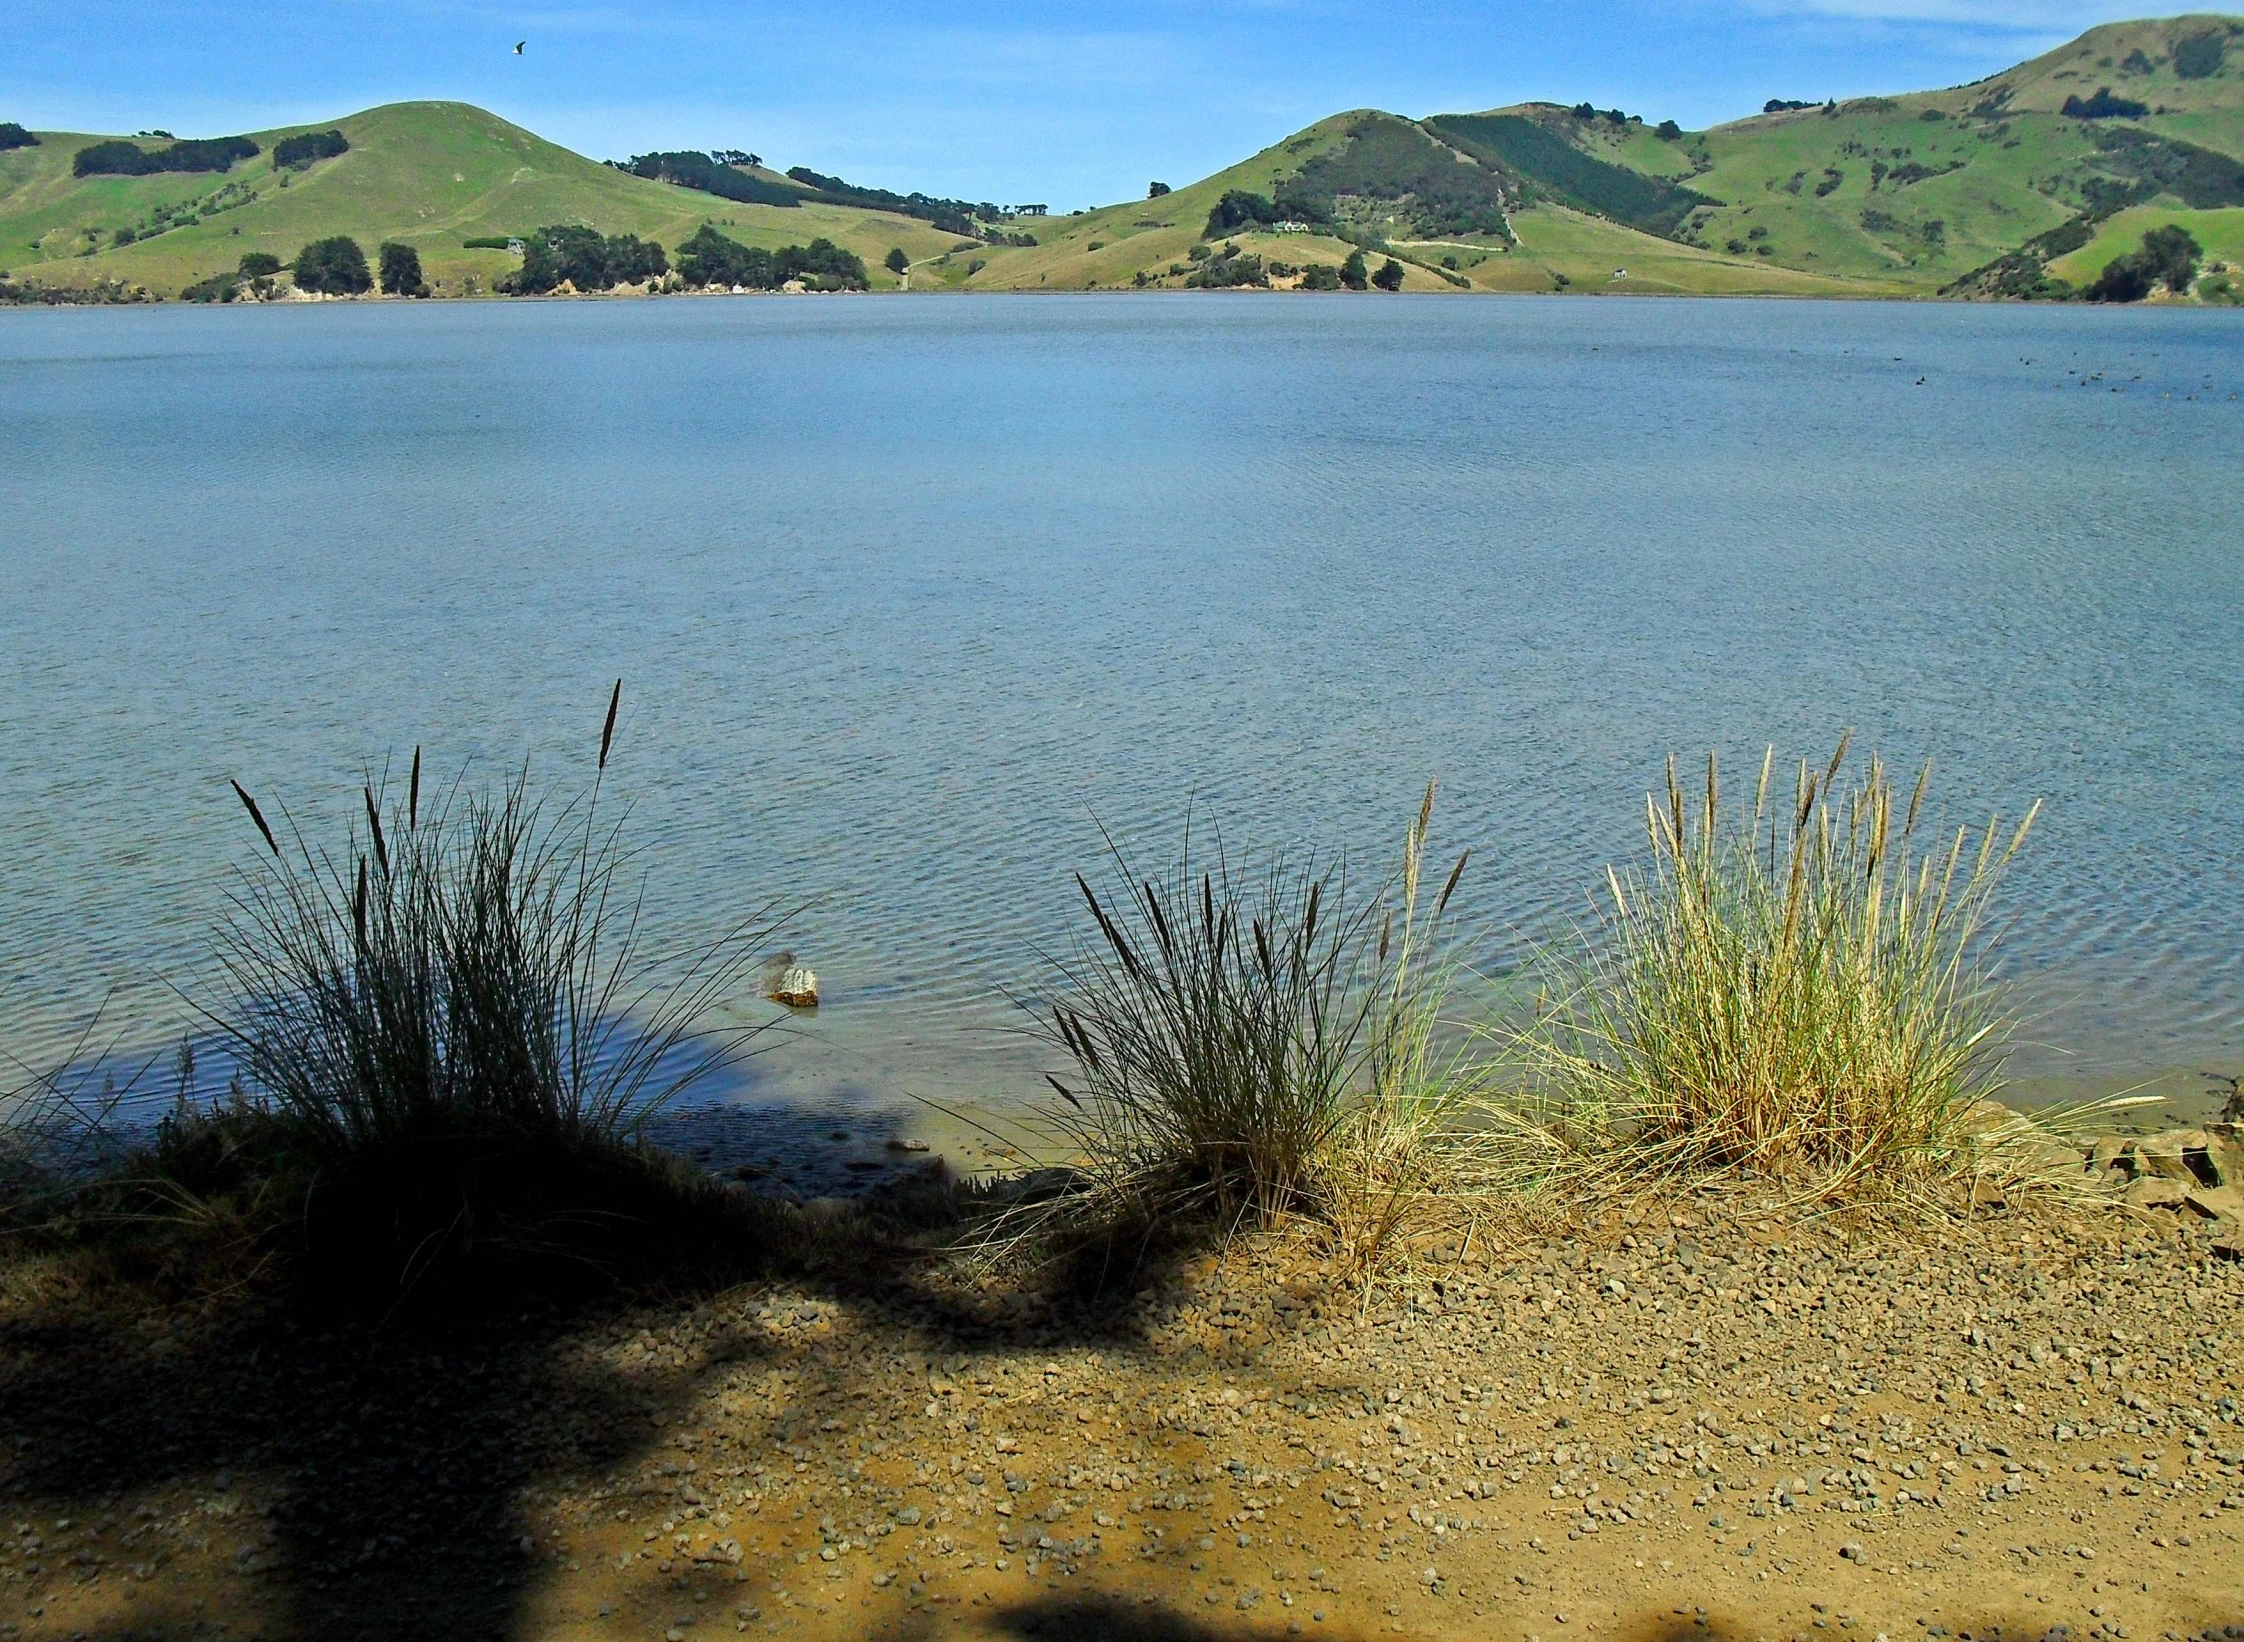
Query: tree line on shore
[[174, 223, 872, 302]]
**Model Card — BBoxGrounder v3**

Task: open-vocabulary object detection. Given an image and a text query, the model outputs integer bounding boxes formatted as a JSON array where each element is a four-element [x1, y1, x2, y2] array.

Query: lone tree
[[238, 251, 282, 278], [884, 246, 909, 276], [1339, 248, 1369, 290], [1148, 181, 1171, 198], [293, 235, 371, 295], [379, 241, 430, 296], [1372, 257, 1406, 291]]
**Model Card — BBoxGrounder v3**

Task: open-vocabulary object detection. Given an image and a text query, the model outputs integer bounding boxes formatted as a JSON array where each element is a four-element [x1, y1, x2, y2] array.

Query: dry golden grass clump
[[1511, 737, 2042, 1201]]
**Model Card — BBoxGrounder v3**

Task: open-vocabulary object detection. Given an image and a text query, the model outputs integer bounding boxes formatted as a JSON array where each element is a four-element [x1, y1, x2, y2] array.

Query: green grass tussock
[[1026, 788, 1475, 1267], [1513, 738, 2038, 1200]]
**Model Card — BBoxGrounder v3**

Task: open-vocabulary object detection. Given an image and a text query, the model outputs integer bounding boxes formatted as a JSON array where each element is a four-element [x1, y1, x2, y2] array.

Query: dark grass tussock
[[66, 686, 798, 1315]]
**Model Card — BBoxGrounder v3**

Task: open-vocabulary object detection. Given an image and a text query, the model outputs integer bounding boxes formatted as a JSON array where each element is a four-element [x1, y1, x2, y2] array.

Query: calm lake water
[[4, 294, 2241, 1168]]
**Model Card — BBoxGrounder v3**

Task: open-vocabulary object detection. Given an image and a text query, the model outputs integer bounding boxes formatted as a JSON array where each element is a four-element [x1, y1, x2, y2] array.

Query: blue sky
[[2, 1, 2175, 207]]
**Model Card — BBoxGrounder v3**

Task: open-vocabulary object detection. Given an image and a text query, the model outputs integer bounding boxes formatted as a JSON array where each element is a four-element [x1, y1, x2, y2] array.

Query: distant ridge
[[5, 14, 2241, 300]]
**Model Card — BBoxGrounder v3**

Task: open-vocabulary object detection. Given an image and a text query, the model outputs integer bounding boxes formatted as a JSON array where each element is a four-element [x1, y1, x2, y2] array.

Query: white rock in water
[[770, 965, 819, 1008]]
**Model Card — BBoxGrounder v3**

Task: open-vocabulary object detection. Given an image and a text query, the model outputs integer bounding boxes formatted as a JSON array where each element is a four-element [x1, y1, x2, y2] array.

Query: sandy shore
[[2, 1196, 2239, 1642]]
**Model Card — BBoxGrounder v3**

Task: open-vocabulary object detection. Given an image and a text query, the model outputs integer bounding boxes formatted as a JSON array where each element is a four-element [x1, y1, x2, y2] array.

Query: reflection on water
[[2, 295, 2240, 1128]]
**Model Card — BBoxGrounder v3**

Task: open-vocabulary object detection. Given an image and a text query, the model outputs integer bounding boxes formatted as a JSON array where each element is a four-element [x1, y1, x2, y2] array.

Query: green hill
[[7, 16, 2241, 302], [945, 12, 2244, 298], [0, 102, 971, 297]]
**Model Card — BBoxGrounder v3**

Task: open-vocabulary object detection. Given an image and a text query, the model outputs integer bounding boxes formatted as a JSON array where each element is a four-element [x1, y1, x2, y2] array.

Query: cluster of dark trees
[[615, 150, 998, 237], [506, 225, 668, 293], [272, 129, 348, 170], [379, 242, 429, 296], [0, 122, 38, 151], [74, 135, 259, 176], [1762, 99, 1825, 114], [295, 236, 373, 294], [1183, 245, 1268, 288], [2085, 224, 2201, 302], [1203, 189, 1302, 237], [782, 167, 992, 236], [671, 225, 868, 290], [1572, 104, 1638, 124], [619, 151, 803, 207], [2062, 88, 2149, 120], [183, 238, 427, 302], [182, 250, 283, 303]]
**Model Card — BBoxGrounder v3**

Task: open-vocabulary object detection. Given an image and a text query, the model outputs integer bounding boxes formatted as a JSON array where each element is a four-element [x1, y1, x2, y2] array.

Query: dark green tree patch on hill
[[2087, 127, 2244, 211], [2085, 223, 2201, 302], [1203, 189, 1302, 237], [1426, 113, 1714, 239], [1942, 215, 2092, 299], [2173, 31, 2226, 80], [670, 225, 867, 291], [884, 246, 908, 275], [2061, 87, 2149, 119], [0, 123, 37, 151], [73, 135, 260, 176], [1371, 256, 1405, 290], [1340, 248, 1369, 290], [506, 225, 667, 293], [238, 252, 282, 278], [272, 130, 349, 170], [1280, 117, 1516, 240], [620, 152, 803, 208], [293, 235, 371, 294], [782, 167, 992, 237]]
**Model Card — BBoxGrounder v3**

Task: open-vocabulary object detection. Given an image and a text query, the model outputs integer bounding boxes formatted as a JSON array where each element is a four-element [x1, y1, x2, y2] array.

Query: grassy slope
[[0, 102, 960, 295], [1604, 15, 2244, 291], [2045, 200, 2244, 277], [953, 114, 1363, 290]]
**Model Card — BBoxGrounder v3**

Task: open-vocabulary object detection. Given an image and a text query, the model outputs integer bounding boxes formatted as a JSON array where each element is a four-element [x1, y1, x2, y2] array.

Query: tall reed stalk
[[1515, 737, 2037, 1195]]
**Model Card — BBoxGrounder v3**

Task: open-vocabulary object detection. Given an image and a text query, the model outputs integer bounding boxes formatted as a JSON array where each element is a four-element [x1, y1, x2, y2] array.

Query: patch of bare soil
[[3, 1198, 2239, 1642]]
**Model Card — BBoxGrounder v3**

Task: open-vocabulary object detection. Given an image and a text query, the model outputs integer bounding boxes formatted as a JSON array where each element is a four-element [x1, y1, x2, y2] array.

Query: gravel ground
[[2, 1195, 2239, 1642]]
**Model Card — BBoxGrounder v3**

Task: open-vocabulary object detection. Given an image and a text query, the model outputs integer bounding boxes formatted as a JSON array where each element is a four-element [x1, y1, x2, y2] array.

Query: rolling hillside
[[942, 12, 2244, 297], [5, 15, 2241, 301], [0, 102, 967, 297]]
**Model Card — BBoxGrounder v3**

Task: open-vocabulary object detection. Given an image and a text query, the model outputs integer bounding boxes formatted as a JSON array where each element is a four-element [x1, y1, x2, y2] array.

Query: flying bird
[[513, 41, 525, 54]]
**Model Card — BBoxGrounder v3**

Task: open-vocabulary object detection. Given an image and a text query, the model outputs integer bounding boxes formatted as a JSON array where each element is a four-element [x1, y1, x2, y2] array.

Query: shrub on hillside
[[2173, 30, 2226, 80], [73, 135, 259, 176], [379, 240, 430, 297], [1340, 248, 1369, 290], [238, 251, 282, 278], [1183, 247, 1267, 288], [1372, 257, 1405, 291], [294, 236, 372, 295], [884, 246, 908, 275], [2085, 223, 2202, 302], [272, 129, 348, 170], [1298, 263, 1341, 290], [2062, 87, 2149, 119], [0, 122, 38, 151]]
